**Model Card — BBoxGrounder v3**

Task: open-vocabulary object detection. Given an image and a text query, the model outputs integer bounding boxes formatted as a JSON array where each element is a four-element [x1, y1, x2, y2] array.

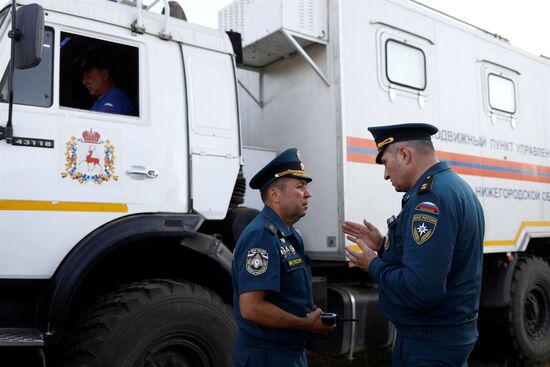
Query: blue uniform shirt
[[232, 206, 315, 351], [92, 87, 134, 115], [368, 162, 484, 341]]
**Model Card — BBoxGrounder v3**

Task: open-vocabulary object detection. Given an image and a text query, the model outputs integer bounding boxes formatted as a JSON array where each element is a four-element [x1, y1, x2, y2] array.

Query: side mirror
[[14, 4, 44, 69]]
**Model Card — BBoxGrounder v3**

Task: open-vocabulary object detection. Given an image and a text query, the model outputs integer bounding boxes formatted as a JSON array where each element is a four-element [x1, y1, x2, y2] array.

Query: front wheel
[[507, 255, 550, 362], [60, 279, 237, 367]]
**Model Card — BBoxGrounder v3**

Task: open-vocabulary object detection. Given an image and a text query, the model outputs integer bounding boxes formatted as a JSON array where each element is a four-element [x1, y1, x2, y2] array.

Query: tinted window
[[59, 32, 139, 117]]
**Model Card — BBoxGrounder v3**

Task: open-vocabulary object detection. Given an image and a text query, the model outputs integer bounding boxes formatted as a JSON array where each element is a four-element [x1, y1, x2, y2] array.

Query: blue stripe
[[347, 146, 377, 155], [445, 160, 550, 178], [347, 146, 550, 179]]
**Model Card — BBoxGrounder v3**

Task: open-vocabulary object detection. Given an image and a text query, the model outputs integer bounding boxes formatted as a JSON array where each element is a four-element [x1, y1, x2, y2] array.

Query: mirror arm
[[2, 0, 17, 142]]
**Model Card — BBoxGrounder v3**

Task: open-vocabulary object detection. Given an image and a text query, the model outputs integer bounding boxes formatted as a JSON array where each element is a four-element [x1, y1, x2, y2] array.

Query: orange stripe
[[346, 137, 550, 183], [451, 166, 550, 183], [347, 152, 375, 164], [0, 200, 128, 212], [347, 136, 377, 149]]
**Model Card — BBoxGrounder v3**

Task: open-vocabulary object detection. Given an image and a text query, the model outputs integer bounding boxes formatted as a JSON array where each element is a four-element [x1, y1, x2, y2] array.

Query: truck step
[[0, 328, 44, 346]]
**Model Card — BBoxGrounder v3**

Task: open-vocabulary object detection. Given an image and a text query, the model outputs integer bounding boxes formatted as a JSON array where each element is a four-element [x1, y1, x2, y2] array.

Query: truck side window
[[385, 39, 426, 91], [488, 73, 516, 114], [0, 27, 54, 107], [59, 32, 139, 117]]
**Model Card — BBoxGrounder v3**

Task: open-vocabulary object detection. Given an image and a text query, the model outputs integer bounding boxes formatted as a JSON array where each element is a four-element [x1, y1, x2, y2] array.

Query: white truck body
[[0, 0, 547, 364], [224, 0, 550, 260]]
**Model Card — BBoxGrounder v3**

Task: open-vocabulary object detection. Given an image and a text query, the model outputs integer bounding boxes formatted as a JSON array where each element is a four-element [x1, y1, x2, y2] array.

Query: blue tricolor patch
[[415, 201, 439, 215]]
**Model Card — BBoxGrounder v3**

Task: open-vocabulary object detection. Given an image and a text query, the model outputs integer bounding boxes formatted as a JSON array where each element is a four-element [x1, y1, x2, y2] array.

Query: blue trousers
[[392, 335, 475, 367], [232, 344, 307, 367]]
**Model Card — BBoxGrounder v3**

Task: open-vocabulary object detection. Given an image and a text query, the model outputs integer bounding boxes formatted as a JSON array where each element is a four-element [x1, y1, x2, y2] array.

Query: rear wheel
[[60, 279, 236, 367], [507, 255, 550, 362]]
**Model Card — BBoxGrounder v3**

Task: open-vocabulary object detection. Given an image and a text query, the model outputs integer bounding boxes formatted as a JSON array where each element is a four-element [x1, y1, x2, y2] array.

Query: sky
[[163, 0, 550, 58]]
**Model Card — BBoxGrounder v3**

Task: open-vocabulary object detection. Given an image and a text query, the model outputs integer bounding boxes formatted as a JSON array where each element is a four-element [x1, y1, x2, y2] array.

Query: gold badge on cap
[[377, 137, 395, 151]]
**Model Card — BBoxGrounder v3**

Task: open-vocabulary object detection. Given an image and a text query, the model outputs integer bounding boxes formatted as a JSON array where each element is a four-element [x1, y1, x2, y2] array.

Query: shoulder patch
[[411, 214, 437, 245], [246, 248, 269, 275], [264, 220, 278, 234], [415, 201, 439, 215], [417, 174, 435, 194]]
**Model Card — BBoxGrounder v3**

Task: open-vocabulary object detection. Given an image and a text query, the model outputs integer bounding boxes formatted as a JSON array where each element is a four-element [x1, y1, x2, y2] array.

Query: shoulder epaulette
[[264, 220, 278, 234], [417, 174, 435, 194]]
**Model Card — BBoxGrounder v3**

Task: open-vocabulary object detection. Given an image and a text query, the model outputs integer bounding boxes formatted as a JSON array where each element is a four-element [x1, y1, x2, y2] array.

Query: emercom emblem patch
[[246, 248, 269, 276], [412, 214, 437, 245]]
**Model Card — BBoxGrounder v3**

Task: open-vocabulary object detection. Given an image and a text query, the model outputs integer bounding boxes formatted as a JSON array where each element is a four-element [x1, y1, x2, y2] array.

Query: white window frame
[[385, 39, 427, 91]]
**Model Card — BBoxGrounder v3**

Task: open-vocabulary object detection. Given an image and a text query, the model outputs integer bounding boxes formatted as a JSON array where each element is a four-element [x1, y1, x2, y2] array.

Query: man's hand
[[342, 219, 383, 251], [303, 308, 337, 335], [240, 293, 336, 335], [345, 238, 378, 272]]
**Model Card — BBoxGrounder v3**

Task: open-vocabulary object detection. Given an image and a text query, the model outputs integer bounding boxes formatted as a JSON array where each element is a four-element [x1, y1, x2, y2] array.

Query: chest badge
[[246, 248, 269, 275], [384, 237, 390, 251], [411, 214, 437, 245]]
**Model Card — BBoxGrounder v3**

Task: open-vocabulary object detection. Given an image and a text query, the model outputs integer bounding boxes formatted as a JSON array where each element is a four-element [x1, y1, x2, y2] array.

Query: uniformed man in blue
[[232, 148, 335, 367], [343, 123, 485, 367], [81, 55, 134, 116]]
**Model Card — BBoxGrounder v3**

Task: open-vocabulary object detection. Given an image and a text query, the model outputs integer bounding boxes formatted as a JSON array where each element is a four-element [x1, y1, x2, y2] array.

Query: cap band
[[274, 169, 307, 178]]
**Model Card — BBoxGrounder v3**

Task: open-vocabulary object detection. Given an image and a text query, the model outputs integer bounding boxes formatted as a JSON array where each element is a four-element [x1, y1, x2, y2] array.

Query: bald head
[[381, 140, 439, 192]]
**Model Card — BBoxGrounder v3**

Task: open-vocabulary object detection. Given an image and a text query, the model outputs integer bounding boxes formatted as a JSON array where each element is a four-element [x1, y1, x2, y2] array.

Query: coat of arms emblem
[[246, 248, 269, 276], [60, 129, 118, 184]]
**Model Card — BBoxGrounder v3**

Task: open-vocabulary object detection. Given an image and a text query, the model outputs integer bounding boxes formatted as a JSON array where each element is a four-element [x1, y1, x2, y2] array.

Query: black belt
[[397, 320, 478, 343]]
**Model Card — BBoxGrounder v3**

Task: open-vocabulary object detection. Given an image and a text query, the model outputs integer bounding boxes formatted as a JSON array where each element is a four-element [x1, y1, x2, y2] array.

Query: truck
[[0, 0, 548, 365]]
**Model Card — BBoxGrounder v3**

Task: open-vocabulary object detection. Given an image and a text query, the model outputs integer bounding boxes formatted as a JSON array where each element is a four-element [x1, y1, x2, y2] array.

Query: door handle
[[126, 166, 159, 178]]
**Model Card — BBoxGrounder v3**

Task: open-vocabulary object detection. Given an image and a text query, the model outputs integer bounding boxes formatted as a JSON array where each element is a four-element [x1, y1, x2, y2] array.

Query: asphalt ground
[[1, 346, 549, 366], [308, 347, 550, 367]]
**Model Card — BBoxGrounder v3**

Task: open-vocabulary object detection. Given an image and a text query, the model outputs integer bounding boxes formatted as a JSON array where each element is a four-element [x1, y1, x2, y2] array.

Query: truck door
[[0, 13, 156, 278], [181, 44, 240, 220]]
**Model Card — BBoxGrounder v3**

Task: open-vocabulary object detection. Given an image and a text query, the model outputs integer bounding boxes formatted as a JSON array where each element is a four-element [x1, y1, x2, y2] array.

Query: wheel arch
[[480, 252, 518, 308], [481, 237, 550, 308], [44, 213, 234, 345]]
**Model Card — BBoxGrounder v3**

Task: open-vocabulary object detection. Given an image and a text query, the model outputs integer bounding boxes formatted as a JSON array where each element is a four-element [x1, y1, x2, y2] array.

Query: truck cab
[[0, 1, 246, 365]]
